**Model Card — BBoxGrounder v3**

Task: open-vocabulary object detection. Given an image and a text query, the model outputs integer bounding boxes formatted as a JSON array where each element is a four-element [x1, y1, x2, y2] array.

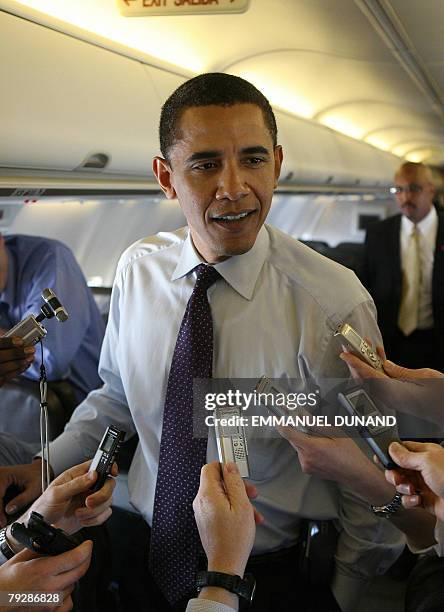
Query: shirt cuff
[[186, 599, 236, 612], [331, 571, 369, 612], [35, 431, 86, 477]]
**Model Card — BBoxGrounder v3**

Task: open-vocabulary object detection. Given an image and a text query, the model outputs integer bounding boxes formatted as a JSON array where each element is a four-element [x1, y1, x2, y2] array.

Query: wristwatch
[[0, 527, 16, 560], [196, 571, 256, 604], [371, 492, 403, 518]]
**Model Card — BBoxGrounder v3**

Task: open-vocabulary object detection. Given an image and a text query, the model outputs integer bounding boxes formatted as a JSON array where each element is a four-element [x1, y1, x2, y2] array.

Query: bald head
[[394, 162, 435, 224]]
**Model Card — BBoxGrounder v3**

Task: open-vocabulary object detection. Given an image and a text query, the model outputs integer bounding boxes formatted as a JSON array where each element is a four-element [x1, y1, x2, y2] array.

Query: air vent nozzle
[[77, 153, 110, 171]]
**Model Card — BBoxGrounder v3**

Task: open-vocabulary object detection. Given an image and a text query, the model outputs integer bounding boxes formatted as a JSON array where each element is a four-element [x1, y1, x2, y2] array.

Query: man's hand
[[0, 337, 35, 386], [340, 348, 444, 428], [339, 346, 387, 381], [193, 462, 256, 578], [277, 425, 396, 505], [23, 460, 117, 534], [0, 540, 92, 612], [340, 348, 443, 382], [0, 461, 43, 527], [5, 461, 117, 555], [385, 441, 444, 521]]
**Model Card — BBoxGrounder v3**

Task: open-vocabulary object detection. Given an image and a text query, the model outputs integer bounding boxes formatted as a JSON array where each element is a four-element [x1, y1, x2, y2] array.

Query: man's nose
[[397, 190, 408, 204], [215, 162, 250, 201]]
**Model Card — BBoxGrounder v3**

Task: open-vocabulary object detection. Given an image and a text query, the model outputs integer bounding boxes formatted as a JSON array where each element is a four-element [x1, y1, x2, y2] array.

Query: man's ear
[[153, 157, 177, 199], [273, 145, 283, 188]]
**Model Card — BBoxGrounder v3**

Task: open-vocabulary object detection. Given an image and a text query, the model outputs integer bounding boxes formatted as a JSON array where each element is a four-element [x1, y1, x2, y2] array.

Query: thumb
[[223, 463, 248, 503], [389, 442, 424, 471], [383, 360, 412, 380], [8, 547, 37, 563]]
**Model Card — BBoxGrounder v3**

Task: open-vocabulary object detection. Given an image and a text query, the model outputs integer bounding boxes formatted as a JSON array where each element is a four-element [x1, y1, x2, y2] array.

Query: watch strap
[[196, 571, 255, 603], [371, 492, 403, 518], [0, 527, 15, 560]]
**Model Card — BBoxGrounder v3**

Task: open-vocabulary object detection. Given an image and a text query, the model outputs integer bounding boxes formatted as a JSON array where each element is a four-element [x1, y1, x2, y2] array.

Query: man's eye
[[245, 157, 266, 166], [192, 162, 218, 171]]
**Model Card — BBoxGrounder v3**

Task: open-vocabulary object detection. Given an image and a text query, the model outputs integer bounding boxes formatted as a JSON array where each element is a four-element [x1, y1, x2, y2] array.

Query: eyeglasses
[[390, 184, 424, 195]]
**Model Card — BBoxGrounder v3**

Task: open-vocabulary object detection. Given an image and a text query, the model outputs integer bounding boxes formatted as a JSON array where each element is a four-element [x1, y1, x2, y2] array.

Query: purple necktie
[[150, 263, 220, 605]]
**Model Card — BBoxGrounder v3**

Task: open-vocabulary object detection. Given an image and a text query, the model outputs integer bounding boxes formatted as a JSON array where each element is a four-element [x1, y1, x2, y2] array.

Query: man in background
[[0, 233, 104, 401], [363, 162, 444, 371]]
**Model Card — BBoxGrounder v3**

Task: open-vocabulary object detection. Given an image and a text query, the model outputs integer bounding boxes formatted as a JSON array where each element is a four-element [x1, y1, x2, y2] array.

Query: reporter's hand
[[277, 426, 396, 505], [0, 540, 92, 612], [340, 346, 387, 381], [0, 461, 43, 527], [340, 347, 443, 382], [0, 337, 35, 386], [193, 462, 256, 578], [385, 441, 444, 521], [22, 460, 117, 535]]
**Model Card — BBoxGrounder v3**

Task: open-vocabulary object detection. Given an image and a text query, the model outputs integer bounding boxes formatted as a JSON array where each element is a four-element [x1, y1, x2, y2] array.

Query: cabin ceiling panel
[[5, 0, 444, 172], [384, 0, 444, 102], [12, 0, 396, 74], [389, 0, 444, 64], [0, 11, 160, 174]]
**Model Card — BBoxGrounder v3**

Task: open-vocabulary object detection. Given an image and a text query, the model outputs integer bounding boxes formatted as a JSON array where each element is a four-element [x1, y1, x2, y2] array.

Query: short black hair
[[159, 72, 278, 160]]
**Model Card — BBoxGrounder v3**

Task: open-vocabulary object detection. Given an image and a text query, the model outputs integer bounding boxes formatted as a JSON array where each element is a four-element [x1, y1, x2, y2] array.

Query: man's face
[[394, 167, 434, 224], [153, 104, 283, 262]]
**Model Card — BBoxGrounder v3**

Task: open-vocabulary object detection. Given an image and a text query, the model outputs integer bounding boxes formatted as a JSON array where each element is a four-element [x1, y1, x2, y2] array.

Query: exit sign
[[117, 0, 250, 17]]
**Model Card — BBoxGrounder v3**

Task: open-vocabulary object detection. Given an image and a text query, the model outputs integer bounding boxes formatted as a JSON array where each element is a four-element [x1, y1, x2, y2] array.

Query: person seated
[[0, 233, 105, 402]]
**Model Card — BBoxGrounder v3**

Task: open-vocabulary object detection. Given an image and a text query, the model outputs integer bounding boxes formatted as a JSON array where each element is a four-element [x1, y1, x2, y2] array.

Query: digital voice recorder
[[214, 406, 250, 478], [337, 387, 400, 469], [334, 323, 384, 371], [88, 425, 125, 492], [11, 512, 80, 556]]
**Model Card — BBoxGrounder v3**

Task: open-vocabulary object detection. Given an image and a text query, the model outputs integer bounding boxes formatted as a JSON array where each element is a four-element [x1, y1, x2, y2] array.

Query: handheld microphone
[[40, 288, 69, 323], [3, 288, 69, 346]]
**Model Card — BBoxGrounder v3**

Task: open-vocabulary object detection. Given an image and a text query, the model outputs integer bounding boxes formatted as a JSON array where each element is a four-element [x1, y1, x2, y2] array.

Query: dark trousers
[[108, 509, 340, 612]]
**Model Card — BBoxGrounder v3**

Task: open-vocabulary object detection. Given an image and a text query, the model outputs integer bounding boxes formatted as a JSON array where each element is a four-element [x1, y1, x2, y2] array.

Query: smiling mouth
[[211, 210, 256, 222]]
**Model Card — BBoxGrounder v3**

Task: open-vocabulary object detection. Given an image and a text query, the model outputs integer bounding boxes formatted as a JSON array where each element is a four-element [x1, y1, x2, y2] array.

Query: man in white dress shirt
[[0, 73, 404, 612]]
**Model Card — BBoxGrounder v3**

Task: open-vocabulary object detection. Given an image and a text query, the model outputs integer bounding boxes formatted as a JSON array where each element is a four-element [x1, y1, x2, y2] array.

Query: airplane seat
[[0, 378, 78, 442], [91, 286, 112, 324], [328, 242, 365, 281], [298, 239, 331, 257]]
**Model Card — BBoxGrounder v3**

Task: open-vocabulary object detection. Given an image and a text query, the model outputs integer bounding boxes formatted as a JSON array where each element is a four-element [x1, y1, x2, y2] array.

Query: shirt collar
[[0, 245, 16, 307], [171, 225, 270, 301], [401, 205, 437, 235]]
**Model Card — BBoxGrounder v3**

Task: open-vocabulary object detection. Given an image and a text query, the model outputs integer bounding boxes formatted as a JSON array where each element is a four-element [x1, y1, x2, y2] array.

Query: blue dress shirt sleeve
[[19, 242, 93, 383]]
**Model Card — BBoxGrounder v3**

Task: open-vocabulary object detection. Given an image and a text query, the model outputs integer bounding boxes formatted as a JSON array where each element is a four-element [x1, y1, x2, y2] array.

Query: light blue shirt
[[48, 224, 404, 611], [0, 235, 104, 398]]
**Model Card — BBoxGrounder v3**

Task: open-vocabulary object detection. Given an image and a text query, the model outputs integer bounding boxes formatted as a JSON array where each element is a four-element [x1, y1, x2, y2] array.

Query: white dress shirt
[[48, 224, 404, 612], [400, 206, 438, 329]]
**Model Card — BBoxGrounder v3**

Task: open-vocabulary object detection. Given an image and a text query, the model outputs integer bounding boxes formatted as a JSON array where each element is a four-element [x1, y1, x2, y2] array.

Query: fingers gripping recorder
[[3, 289, 68, 492], [3, 288, 69, 346], [334, 323, 384, 372]]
